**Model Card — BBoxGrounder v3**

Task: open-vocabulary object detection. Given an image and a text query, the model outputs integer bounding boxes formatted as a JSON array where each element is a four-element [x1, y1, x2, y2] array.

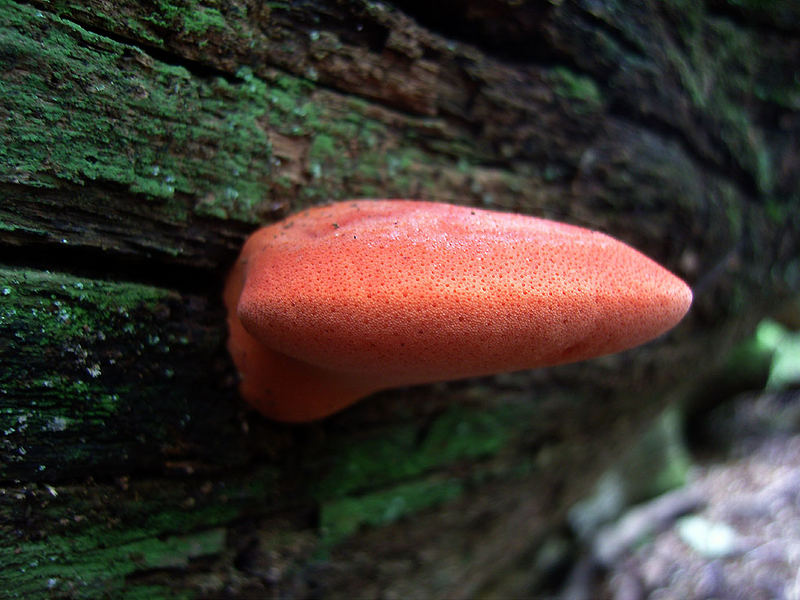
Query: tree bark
[[1, 0, 798, 597]]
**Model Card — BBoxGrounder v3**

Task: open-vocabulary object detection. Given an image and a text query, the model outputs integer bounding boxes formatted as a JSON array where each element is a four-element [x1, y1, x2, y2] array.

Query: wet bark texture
[[1, 0, 798, 597]]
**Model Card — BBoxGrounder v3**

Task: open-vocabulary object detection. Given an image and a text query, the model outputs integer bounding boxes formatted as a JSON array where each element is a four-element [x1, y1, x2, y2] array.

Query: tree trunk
[[1, 0, 798, 597]]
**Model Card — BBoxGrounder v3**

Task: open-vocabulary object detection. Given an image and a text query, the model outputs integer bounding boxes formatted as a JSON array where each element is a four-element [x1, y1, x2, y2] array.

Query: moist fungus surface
[[224, 200, 693, 422]]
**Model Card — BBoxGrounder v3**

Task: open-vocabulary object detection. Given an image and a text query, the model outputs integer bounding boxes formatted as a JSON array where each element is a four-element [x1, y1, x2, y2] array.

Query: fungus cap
[[224, 200, 692, 422]]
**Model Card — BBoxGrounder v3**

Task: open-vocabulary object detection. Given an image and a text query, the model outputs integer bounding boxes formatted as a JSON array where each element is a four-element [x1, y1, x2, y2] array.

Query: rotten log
[[1, 1, 798, 597]]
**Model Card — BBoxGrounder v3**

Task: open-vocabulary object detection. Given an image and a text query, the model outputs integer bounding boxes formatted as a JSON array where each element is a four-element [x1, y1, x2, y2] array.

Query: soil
[[580, 390, 800, 600]]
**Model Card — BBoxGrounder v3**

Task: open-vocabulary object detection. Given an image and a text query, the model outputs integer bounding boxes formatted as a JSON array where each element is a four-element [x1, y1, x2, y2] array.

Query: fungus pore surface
[[224, 200, 692, 422]]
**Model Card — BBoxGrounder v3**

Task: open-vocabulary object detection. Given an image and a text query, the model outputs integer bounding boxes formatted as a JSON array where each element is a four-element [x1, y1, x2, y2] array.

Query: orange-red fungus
[[224, 200, 692, 422]]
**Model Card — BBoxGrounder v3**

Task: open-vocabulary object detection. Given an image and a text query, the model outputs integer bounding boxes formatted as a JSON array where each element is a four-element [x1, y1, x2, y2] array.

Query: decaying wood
[[1, 0, 798, 597]]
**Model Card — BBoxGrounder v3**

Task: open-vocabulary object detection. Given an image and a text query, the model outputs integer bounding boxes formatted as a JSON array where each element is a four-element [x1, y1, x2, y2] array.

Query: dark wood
[[1, 0, 798, 597]]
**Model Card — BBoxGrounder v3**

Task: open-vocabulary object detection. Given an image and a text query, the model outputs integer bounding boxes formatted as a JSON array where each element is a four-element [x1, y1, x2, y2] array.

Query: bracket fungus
[[224, 200, 692, 422]]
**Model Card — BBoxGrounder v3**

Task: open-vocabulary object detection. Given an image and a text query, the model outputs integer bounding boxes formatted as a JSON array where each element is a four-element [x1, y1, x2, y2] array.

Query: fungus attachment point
[[224, 200, 692, 422]]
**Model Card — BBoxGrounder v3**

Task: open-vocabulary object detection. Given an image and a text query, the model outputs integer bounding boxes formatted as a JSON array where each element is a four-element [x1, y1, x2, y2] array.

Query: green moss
[[182, 6, 227, 34], [129, 177, 177, 200], [0, 268, 168, 339], [134, 0, 228, 36], [662, 14, 777, 193], [1, 526, 225, 598], [1, 2, 454, 221], [125, 15, 165, 46], [754, 319, 800, 391], [0, 463, 278, 597], [0, 218, 48, 235], [124, 528, 227, 569], [0, 268, 183, 478], [313, 404, 531, 501], [1, 2, 272, 222], [643, 407, 691, 496], [298, 403, 542, 549], [314, 404, 546, 548], [549, 67, 603, 110], [319, 477, 464, 546], [309, 134, 338, 161]]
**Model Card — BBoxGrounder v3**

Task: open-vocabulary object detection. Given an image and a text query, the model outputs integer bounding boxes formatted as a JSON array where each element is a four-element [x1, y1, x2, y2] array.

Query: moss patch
[[1, 463, 280, 597], [1, 1, 272, 221], [312, 404, 531, 501], [0, 267, 223, 479], [310, 402, 539, 547], [1, 2, 452, 221], [320, 477, 464, 546], [548, 67, 604, 112], [2, 527, 225, 598]]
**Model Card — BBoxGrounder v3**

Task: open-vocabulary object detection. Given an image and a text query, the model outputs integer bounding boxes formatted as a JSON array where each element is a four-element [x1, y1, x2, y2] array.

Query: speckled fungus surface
[[224, 200, 692, 422]]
